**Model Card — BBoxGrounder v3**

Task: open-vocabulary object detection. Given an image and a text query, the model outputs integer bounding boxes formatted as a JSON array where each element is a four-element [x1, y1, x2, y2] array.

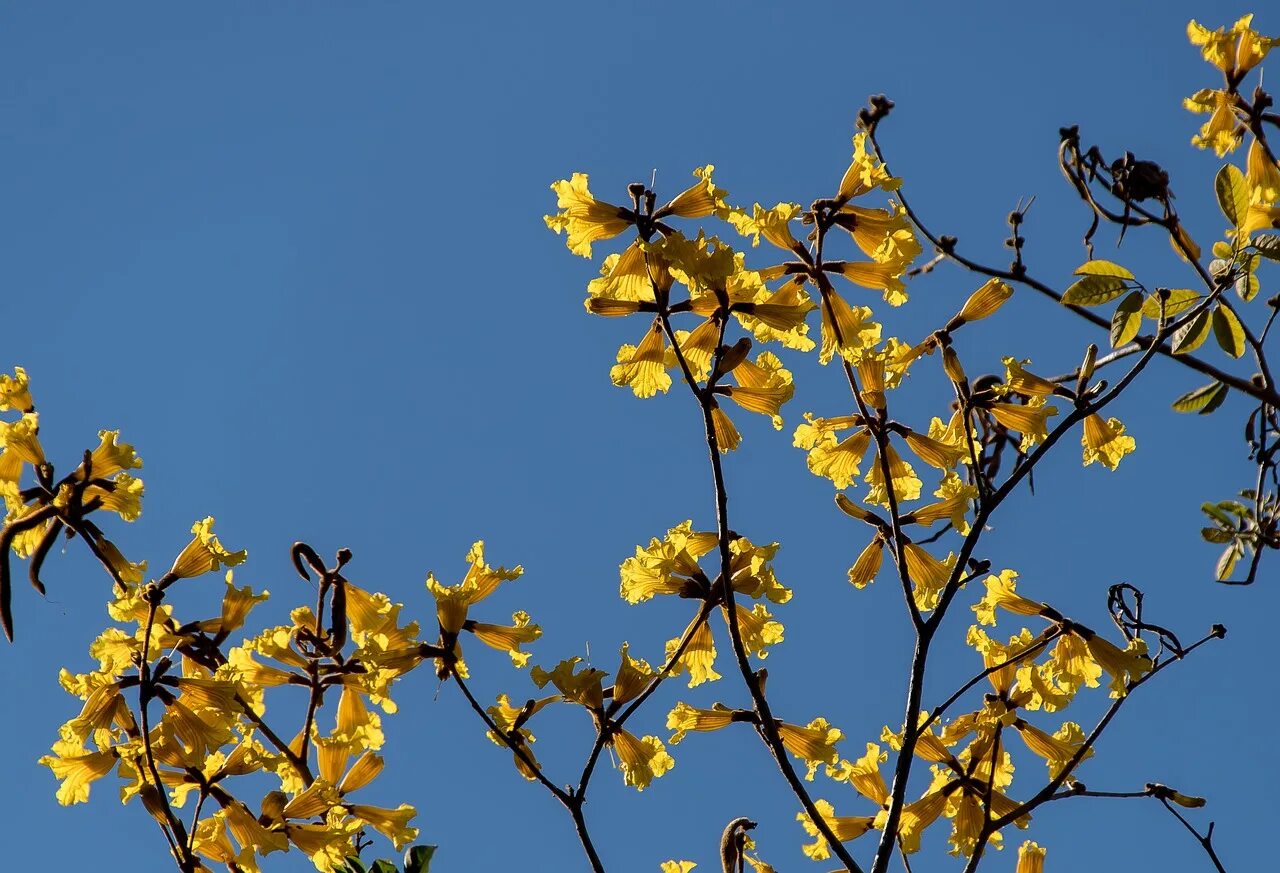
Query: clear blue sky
[[1, 3, 1272, 871]]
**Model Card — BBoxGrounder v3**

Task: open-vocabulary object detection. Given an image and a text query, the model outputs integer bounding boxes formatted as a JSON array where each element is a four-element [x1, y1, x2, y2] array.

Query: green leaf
[[337, 861, 368, 873], [1215, 542, 1243, 581], [1074, 259, 1134, 280], [1212, 305, 1247, 358], [1253, 233, 1280, 260], [1200, 381, 1230, 414], [1061, 274, 1129, 306], [1215, 164, 1249, 227], [1201, 527, 1234, 543], [1171, 309, 1212, 354], [1141, 289, 1201, 319], [370, 861, 398, 873], [1110, 290, 1144, 347], [1235, 270, 1260, 302], [1173, 381, 1228, 413], [1201, 501, 1235, 525], [404, 845, 437, 873]]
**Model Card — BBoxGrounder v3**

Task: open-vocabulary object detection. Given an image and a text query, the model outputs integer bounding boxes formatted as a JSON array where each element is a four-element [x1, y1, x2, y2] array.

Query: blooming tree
[[5, 13, 1278, 873]]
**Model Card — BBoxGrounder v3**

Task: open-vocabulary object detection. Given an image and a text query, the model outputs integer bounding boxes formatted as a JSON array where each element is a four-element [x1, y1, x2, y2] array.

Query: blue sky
[[0, 2, 1273, 871]]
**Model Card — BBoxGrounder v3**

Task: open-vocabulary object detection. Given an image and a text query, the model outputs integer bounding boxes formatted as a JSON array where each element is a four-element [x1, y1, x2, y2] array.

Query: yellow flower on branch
[[1017, 841, 1047, 873], [611, 728, 674, 790], [777, 717, 843, 780], [610, 319, 673, 398], [666, 701, 738, 745], [168, 517, 247, 580], [828, 742, 889, 806], [1187, 15, 1277, 77], [972, 569, 1050, 626], [469, 610, 542, 668], [797, 798, 877, 861], [545, 173, 633, 257], [1081, 414, 1136, 470]]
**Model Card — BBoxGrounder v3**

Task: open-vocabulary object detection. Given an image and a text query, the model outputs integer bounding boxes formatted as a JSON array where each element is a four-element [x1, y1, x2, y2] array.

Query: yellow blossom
[[777, 717, 843, 780], [829, 742, 889, 805], [1184, 88, 1245, 156], [667, 701, 738, 744], [470, 610, 542, 668], [1187, 15, 1277, 76], [612, 728, 674, 790], [611, 320, 673, 398], [168, 517, 247, 580], [847, 538, 884, 589], [818, 291, 882, 365], [425, 540, 522, 634], [865, 442, 922, 507], [349, 803, 420, 851], [797, 798, 877, 861], [724, 351, 794, 429], [1014, 719, 1092, 780], [666, 618, 721, 687], [619, 520, 717, 604], [1081, 414, 1136, 470], [545, 173, 632, 257], [955, 278, 1014, 324], [39, 742, 118, 805], [1017, 841, 1047, 873], [987, 400, 1058, 452], [0, 367, 33, 413], [657, 165, 729, 219], [972, 570, 1049, 626]]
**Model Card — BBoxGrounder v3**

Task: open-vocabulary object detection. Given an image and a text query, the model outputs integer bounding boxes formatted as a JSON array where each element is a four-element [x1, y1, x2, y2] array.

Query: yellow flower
[[835, 202, 921, 264], [610, 320, 673, 398], [837, 132, 901, 201], [723, 351, 794, 429], [828, 742, 889, 805], [797, 798, 877, 860], [1017, 840, 1047, 873], [530, 657, 606, 709], [545, 173, 632, 257], [777, 717, 843, 780], [1081, 632, 1151, 697], [469, 610, 542, 668], [666, 701, 738, 744], [736, 277, 817, 352], [818, 291, 882, 365], [168, 517, 247, 580], [972, 569, 1048, 626], [892, 790, 949, 854], [39, 741, 118, 805], [349, 803, 420, 851], [611, 643, 656, 706], [1001, 358, 1059, 398], [82, 430, 143, 479], [666, 618, 721, 687], [83, 473, 145, 521], [902, 544, 955, 611], [1187, 15, 1277, 76], [881, 717, 954, 764], [1248, 137, 1280, 203], [1014, 719, 1092, 780], [733, 601, 784, 659], [195, 572, 268, 637], [954, 278, 1013, 325], [904, 429, 966, 471], [966, 626, 1036, 696], [987, 400, 1058, 452], [656, 165, 729, 219], [834, 257, 911, 307], [0, 412, 45, 465], [612, 728, 674, 790], [795, 414, 870, 489], [1184, 88, 1246, 156], [660, 863, 697, 873], [1045, 633, 1103, 694], [0, 367, 33, 413], [710, 400, 742, 453], [619, 520, 717, 604], [425, 540, 522, 634], [1081, 414, 1135, 470], [726, 202, 803, 252], [847, 537, 884, 589], [865, 442, 922, 507], [728, 535, 792, 604]]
